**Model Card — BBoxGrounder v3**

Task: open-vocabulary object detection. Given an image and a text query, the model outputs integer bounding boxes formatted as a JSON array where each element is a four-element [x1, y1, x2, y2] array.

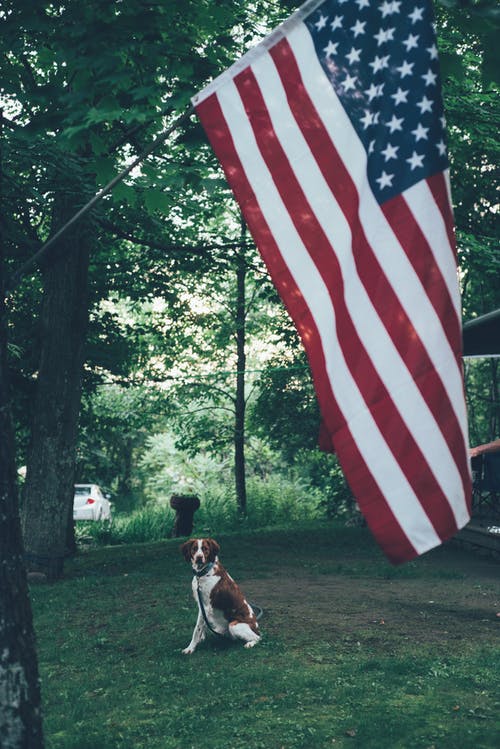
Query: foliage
[[436, 0, 500, 86], [138, 431, 233, 505], [31, 525, 500, 749], [77, 383, 170, 510], [464, 358, 499, 445], [250, 356, 322, 461], [436, 6, 499, 322]]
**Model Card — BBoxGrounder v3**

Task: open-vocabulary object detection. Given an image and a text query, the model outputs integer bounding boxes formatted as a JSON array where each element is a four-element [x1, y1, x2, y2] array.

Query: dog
[[181, 537, 261, 654]]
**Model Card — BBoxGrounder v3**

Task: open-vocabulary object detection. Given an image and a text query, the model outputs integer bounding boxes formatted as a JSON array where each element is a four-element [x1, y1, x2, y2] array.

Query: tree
[[0, 124, 44, 747], [2, 0, 282, 577]]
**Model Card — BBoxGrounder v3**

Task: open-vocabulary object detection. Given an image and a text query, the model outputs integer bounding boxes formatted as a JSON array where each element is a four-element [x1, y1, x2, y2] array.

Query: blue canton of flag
[[306, 0, 448, 203]]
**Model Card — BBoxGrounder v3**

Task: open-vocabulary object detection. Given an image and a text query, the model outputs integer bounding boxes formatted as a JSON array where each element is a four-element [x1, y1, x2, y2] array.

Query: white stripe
[[403, 180, 461, 317], [215, 80, 442, 552], [249, 51, 467, 520], [287, 23, 470, 522]]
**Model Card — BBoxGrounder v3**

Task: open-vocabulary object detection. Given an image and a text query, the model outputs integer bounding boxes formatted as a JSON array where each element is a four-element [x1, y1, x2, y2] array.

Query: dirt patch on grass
[[247, 543, 499, 652]]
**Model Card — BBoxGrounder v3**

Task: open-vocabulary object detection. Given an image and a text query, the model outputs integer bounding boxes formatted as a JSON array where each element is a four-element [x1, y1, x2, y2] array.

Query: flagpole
[[8, 104, 195, 291]]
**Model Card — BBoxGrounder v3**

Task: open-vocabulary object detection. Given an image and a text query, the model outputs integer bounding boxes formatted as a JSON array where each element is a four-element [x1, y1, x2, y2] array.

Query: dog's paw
[[182, 647, 195, 655], [244, 639, 259, 649]]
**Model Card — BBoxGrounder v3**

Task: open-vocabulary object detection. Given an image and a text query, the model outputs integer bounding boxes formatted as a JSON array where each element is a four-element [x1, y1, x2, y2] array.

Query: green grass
[[31, 523, 500, 749]]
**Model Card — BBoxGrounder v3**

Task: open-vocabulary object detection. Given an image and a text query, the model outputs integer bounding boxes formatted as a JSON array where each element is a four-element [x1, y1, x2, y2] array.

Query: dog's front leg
[[182, 612, 207, 654]]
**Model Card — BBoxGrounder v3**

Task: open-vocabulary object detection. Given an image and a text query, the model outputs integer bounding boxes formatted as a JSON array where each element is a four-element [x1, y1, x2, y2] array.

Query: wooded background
[[0, 1, 498, 746]]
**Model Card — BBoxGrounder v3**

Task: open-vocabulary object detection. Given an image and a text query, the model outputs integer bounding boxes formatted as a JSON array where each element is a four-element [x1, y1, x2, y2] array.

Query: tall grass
[[76, 473, 325, 547]]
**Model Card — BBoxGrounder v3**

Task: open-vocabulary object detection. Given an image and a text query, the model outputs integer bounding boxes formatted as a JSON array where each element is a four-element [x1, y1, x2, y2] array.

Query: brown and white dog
[[181, 538, 261, 654]]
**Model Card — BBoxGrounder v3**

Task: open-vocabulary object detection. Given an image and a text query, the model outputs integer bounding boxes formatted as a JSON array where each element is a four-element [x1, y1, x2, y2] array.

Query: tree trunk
[[234, 241, 247, 515], [0, 129, 45, 746], [21, 191, 91, 580]]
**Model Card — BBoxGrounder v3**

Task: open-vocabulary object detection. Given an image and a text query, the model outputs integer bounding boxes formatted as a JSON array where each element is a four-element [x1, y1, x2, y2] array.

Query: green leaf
[[110, 182, 138, 207], [143, 189, 171, 213], [94, 157, 117, 185]]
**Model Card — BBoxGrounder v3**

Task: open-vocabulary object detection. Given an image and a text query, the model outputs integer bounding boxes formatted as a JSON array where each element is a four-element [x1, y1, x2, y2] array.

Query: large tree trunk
[[0, 167, 44, 747], [234, 244, 247, 515], [21, 192, 91, 580]]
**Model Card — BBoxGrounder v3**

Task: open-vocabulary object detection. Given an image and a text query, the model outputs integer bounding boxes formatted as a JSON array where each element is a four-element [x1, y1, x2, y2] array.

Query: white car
[[73, 484, 112, 522]]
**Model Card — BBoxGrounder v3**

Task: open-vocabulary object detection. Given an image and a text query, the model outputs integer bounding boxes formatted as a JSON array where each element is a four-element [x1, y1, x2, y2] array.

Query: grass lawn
[[30, 522, 500, 749]]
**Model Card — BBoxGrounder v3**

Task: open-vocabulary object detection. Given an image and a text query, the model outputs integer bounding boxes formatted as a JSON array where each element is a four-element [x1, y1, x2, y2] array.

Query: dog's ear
[[207, 538, 220, 560], [180, 539, 195, 561]]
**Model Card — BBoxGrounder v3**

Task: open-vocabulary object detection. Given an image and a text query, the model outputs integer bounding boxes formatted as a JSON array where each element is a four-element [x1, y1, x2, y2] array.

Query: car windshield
[[74, 486, 92, 496]]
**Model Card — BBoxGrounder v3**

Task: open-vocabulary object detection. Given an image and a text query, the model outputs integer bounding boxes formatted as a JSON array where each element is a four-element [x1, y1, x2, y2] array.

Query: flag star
[[324, 40, 339, 57], [440, 115, 447, 128], [422, 68, 438, 85], [396, 60, 414, 77], [386, 114, 404, 132], [368, 139, 376, 154], [427, 44, 438, 59], [379, 1, 393, 17], [342, 73, 358, 91], [391, 87, 409, 105], [369, 54, 390, 73], [356, 0, 370, 9], [406, 151, 424, 170], [346, 46, 362, 64], [376, 171, 394, 189], [409, 6, 425, 23], [360, 110, 375, 129], [351, 20, 366, 36], [374, 27, 396, 45], [331, 15, 344, 31], [416, 95, 433, 113], [403, 33, 419, 51], [315, 14, 328, 31], [380, 0, 400, 16], [365, 84, 377, 101], [436, 139, 447, 156], [412, 122, 429, 140], [381, 142, 399, 161]]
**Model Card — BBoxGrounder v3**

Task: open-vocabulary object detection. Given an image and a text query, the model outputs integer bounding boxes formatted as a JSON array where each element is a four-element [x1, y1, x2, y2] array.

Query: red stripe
[[269, 38, 470, 507], [381, 192, 461, 355], [195, 93, 419, 562], [233, 64, 461, 541], [427, 172, 457, 260]]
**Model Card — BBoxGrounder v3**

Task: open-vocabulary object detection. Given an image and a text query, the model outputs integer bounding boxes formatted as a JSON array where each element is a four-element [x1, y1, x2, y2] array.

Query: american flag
[[192, 0, 471, 563]]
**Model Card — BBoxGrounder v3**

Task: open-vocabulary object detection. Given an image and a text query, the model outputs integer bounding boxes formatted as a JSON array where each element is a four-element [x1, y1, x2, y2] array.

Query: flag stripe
[[381, 189, 461, 347], [402, 180, 461, 320], [197, 91, 429, 561]]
